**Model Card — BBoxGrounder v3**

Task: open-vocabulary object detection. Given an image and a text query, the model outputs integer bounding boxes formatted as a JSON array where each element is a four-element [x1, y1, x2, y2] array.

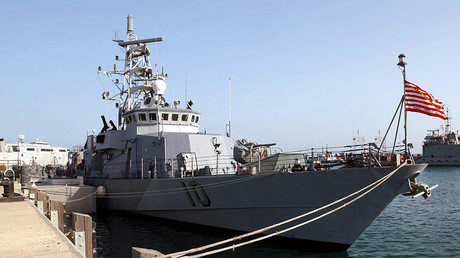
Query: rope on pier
[[164, 161, 408, 258], [64, 188, 100, 203]]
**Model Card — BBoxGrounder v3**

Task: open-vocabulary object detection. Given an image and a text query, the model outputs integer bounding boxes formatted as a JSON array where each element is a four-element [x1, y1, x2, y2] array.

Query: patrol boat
[[83, 16, 433, 251]]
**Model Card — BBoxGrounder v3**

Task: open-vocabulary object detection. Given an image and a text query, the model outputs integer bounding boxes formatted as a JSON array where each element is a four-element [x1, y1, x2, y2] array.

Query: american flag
[[404, 81, 447, 120]]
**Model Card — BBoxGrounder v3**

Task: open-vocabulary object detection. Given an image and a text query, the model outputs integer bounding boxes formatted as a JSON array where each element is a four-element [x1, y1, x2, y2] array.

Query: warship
[[417, 115, 460, 166], [82, 16, 434, 251]]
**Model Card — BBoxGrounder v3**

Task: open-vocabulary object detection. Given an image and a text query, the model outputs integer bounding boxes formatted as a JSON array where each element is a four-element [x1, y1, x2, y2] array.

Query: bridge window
[[172, 114, 179, 122], [27, 148, 35, 151], [96, 135, 105, 144], [162, 113, 169, 121], [182, 114, 189, 122], [149, 113, 157, 121], [195, 116, 200, 123], [191, 115, 196, 123], [138, 113, 146, 122]]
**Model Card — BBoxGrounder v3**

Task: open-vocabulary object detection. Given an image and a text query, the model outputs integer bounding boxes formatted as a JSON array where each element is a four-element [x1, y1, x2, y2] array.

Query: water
[[93, 167, 460, 257], [349, 166, 460, 257]]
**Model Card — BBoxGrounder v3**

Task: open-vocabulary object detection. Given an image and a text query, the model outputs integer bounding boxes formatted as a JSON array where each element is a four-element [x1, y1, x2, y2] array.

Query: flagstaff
[[397, 54, 408, 160]]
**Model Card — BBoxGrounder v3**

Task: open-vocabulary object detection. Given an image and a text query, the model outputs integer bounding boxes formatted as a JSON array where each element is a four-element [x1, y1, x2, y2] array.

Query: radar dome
[[152, 79, 167, 95]]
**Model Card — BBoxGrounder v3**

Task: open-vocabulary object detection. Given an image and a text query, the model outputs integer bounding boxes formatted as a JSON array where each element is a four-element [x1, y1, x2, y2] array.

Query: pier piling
[[72, 212, 97, 258]]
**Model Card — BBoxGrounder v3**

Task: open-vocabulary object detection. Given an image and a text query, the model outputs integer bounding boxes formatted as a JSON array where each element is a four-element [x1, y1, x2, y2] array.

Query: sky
[[1, 0, 459, 154]]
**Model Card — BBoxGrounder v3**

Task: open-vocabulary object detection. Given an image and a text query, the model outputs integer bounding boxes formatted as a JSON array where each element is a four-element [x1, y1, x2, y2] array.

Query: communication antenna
[[113, 30, 120, 42], [185, 73, 188, 107], [127, 15, 133, 33], [172, 71, 175, 104], [226, 77, 232, 137], [445, 108, 450, 135], [155, 24, 159, 75]]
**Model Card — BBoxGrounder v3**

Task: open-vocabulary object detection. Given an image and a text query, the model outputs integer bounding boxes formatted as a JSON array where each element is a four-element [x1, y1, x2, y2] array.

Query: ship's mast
[[99, 15, 164, 129], [445, 108, 450, 135]]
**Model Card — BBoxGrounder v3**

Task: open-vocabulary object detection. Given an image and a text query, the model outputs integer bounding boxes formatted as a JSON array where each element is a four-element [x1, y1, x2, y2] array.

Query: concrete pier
[[0, 200, 83, 257]]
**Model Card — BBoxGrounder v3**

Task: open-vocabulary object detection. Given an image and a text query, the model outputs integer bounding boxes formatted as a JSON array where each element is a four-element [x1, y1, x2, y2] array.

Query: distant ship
[[0, 135, 70, 183], [82, 15, 435, 251], [417, 116, 460, 166], [0, 135, 69, 169]]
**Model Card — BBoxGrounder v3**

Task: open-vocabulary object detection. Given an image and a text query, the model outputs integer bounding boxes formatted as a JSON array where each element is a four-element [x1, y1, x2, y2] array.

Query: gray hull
[[418, 144, 460, 166], [86, 164, 426, 249]]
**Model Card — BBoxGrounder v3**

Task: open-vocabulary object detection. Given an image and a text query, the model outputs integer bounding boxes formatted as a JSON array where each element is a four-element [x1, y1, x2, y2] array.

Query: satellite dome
[[152, 79, 167, 95]]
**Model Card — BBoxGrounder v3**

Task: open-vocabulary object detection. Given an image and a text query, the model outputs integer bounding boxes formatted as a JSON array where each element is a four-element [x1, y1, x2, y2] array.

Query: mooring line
[[37, 173, 272, 199], [64, 188, 100, 203]]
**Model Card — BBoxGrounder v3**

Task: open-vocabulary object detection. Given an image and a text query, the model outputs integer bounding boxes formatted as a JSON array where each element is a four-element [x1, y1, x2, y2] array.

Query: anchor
[[406, 181, 439, 199]]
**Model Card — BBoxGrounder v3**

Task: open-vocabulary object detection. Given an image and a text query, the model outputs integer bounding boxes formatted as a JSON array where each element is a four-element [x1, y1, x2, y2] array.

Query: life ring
[[263, 149, 269, 157]]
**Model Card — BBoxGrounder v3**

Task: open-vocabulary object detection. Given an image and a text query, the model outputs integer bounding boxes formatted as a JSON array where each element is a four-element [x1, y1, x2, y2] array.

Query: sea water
[[94, 166, 460, 257]]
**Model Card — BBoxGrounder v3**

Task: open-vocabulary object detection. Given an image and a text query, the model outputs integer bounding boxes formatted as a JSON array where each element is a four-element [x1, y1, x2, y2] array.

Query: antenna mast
[[226, 77, 232, 137], [185, 73, 188, 108], [445, 108, 450, 135], [99, 15, 164, 129]]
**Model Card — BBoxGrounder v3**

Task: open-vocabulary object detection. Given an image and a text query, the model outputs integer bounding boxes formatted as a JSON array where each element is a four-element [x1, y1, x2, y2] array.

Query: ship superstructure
[[86, 15, 234, 179]]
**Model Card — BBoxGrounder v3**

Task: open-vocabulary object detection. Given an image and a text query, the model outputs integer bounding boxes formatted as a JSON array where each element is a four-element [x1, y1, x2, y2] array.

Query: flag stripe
[[406, 107, 448, 120], [405, 97, 444, 110], [404, 80, 447, 120], [406, 103, 446, 116], [405, 88, 444, 107]]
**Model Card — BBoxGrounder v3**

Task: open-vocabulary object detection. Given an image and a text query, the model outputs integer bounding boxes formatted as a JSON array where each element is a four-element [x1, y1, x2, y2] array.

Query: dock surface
[[0, 200, 82, 257]]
